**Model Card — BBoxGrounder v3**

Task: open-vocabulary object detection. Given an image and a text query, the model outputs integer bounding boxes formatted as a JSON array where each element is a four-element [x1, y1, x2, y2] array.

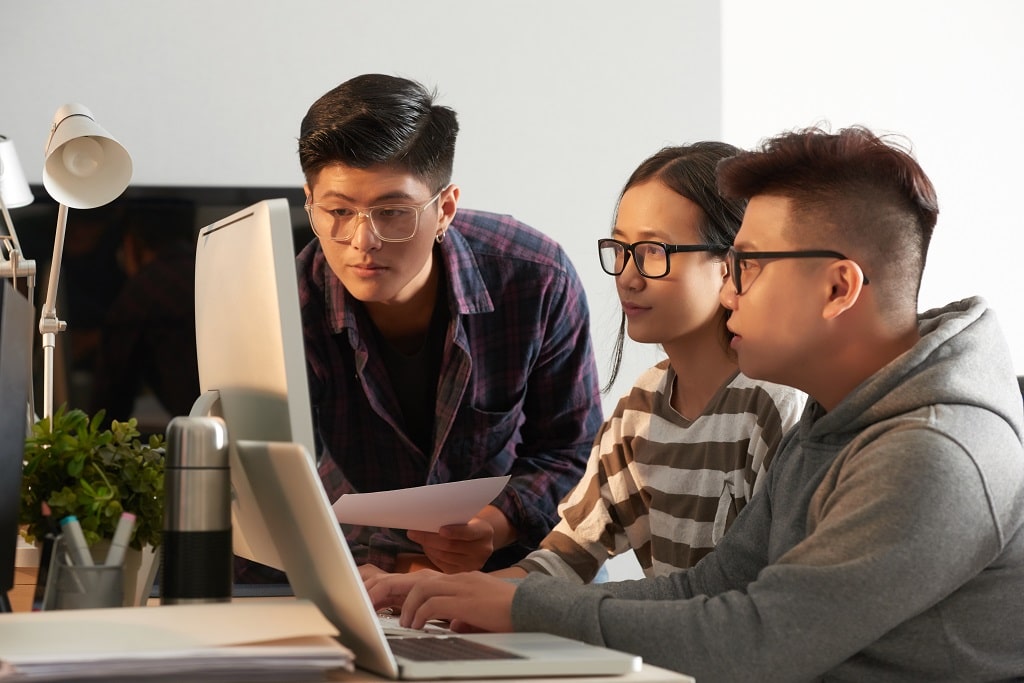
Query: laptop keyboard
[[388, 636, 526, 661]]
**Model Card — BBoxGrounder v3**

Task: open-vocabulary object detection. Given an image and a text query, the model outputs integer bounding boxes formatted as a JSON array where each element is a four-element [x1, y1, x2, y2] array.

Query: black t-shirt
[[372, 277, 448, 457]]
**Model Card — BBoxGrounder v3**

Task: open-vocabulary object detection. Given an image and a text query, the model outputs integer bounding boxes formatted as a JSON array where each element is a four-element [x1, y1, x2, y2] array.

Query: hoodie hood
[[805, 296, 1023, 445]]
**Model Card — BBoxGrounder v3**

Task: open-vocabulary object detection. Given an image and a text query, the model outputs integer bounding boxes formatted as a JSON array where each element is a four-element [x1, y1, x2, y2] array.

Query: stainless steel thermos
[[161, 416, 232, 604]]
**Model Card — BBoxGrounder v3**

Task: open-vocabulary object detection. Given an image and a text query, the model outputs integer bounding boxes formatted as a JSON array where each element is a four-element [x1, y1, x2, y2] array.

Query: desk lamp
[[40, 104, 132, 423], [0, 135, 36, 284]]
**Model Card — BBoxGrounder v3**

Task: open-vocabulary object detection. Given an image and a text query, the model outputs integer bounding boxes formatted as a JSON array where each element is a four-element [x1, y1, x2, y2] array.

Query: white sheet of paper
[[1, 602, 352, 683], [0, 599, 346, 658], [332, 475, 511, 532]]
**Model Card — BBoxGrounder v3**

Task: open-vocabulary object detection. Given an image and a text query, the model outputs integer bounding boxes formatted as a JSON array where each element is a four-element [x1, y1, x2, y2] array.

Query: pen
[[41, 502, 59, 536], [59, 515, 94, 567], [32, 530, 57, 611], [104, 512, 136, 567]]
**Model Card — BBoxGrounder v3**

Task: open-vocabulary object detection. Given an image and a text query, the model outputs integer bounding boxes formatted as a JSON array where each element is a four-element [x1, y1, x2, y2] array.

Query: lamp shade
[[0, 136, 34, 209], [42, 104, 132, 210]]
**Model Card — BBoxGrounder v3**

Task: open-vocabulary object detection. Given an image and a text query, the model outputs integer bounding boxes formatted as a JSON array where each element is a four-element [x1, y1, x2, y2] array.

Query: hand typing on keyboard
[[377, 611, 451, 636], [366, 569, 516, 633]]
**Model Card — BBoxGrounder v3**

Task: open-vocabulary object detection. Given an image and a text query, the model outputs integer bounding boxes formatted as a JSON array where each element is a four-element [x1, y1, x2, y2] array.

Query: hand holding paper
[[407, 504, 514, 573], [331, 475, 511, 532]]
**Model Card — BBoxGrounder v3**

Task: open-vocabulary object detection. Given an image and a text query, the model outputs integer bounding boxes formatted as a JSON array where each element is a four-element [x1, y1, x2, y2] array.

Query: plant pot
[[88, 541, 160, 606]]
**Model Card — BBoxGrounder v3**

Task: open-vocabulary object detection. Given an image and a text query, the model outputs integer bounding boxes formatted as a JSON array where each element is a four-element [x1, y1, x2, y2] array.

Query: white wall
[[1, 0, 721, 409], [722, 0, 1024, 372]]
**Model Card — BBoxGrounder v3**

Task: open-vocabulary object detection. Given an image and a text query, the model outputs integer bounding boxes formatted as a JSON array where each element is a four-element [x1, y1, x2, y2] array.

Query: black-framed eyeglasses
[[598, 238, 727, 279], [304, 189, 444, 243], [726, 247, 870, 295]]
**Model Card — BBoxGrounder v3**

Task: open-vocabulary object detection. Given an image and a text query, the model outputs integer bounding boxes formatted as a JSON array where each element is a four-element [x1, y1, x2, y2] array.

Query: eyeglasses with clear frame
[[726, 247, 870, 295], [598, 238, 727, 279], [304, 189, 444, 243]]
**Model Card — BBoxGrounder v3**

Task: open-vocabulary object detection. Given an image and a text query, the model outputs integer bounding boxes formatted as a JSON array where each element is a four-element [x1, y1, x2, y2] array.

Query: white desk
[[326, 665, 693, 682], [5, 575, 694, 683]]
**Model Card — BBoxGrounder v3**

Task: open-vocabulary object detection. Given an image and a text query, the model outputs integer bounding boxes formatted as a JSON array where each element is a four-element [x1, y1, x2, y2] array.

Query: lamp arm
[[1, 164, 35, 283], [0, 192, 23, 257], [39, 203, 69, 422], [0, 236, 37, 283]]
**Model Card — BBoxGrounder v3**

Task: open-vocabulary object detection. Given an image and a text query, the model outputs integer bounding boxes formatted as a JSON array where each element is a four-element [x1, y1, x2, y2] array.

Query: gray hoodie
[[512, 297, 1024, 681]]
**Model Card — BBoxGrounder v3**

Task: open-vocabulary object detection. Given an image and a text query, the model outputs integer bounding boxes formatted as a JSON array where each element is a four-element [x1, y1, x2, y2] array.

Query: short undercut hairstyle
[[299, 74, 459, 192], [716, 126, 939, 307]]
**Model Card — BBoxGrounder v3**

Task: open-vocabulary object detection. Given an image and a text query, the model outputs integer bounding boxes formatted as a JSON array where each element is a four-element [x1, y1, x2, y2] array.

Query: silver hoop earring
[[435, 231, 446, 244]]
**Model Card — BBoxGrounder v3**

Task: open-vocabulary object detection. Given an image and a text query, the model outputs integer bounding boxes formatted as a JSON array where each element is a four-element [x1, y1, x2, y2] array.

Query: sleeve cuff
[[511, 573, 611, 645]]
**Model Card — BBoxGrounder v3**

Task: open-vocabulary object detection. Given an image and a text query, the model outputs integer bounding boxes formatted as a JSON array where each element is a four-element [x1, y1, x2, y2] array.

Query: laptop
[[234, 439, 642, 680]]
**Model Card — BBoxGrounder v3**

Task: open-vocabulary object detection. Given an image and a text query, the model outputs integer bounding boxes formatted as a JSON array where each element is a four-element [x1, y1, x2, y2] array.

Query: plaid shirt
[[297, 209, 602, 571]]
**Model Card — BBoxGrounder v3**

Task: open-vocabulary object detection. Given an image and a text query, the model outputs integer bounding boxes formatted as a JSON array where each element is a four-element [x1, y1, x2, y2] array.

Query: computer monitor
[[0, 280, 32, 612], [190, 199, 316, 571]]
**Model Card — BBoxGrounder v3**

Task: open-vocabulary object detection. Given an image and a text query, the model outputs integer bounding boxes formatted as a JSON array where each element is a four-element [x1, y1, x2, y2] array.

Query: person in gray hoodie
[[365, 126, 1024, 681]]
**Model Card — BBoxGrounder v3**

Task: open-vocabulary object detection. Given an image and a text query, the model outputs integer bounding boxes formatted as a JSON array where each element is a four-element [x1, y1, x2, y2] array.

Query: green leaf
[[19, 406, 166, 550]]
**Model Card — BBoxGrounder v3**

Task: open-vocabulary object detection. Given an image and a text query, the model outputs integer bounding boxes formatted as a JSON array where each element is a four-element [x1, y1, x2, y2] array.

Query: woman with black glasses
[[499, 143, 808, 582]]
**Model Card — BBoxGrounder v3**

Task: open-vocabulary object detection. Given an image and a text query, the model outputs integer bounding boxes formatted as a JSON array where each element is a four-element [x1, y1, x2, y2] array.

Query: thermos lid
[[165, 416, 230, 469]]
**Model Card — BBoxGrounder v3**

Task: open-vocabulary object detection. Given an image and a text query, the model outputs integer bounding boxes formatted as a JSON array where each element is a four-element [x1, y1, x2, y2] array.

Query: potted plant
[[19, 406, 166, 605]]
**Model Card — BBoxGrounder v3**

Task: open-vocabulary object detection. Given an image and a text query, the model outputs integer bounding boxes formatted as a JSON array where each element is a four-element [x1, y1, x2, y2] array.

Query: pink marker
[[104, 512, 136, 567]]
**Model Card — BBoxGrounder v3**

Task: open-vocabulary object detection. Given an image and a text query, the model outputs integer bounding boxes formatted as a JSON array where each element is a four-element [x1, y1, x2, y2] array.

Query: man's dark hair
[[716, 125, 939, 309], [605, 142, 747, 391], [299, 74, 459, 192]]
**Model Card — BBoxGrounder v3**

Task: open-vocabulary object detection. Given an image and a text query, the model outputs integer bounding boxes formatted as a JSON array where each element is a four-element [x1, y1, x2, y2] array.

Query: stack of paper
[[0, 599, 353, 681]]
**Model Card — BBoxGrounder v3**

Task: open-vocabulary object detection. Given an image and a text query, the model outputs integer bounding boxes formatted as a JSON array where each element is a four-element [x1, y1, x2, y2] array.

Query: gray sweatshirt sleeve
[[511, 426, 1006, 681]]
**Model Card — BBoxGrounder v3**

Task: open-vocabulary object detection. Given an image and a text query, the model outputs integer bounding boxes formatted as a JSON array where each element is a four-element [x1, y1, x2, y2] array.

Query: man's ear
[[438, 184, 460, 230], [822, 260, 868, 321]]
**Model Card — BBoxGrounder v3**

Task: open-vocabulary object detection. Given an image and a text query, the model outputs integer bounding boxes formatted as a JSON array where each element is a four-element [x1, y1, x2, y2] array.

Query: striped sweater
[[516, 361, 806, 582]]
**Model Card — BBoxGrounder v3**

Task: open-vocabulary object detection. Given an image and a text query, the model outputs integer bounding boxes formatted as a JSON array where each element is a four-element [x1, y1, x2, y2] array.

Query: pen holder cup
[[47, 536, 126, 610], [54, 564, 125, 609]]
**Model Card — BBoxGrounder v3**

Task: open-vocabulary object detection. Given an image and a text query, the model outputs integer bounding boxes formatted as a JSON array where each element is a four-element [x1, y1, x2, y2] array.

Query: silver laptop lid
[[234, 440, 641, 680], [235, 440, 399, 678]]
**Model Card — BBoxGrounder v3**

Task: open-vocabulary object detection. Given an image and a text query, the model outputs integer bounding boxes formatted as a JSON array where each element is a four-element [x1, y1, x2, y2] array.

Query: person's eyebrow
[[611, 226, 675, 241], [314, 190, 417, 204]]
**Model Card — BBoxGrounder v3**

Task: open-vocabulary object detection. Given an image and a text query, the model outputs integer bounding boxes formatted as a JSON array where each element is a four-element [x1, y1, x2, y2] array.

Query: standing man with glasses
[[366, 126, 1024, 681], [293, 74, 601, 576]]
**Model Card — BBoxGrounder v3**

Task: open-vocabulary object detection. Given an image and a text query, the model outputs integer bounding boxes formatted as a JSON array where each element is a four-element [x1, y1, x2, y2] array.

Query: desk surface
[[6, 568, 693, 683], [8, 566, 36, 612], [327, 667, 693, 682]]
